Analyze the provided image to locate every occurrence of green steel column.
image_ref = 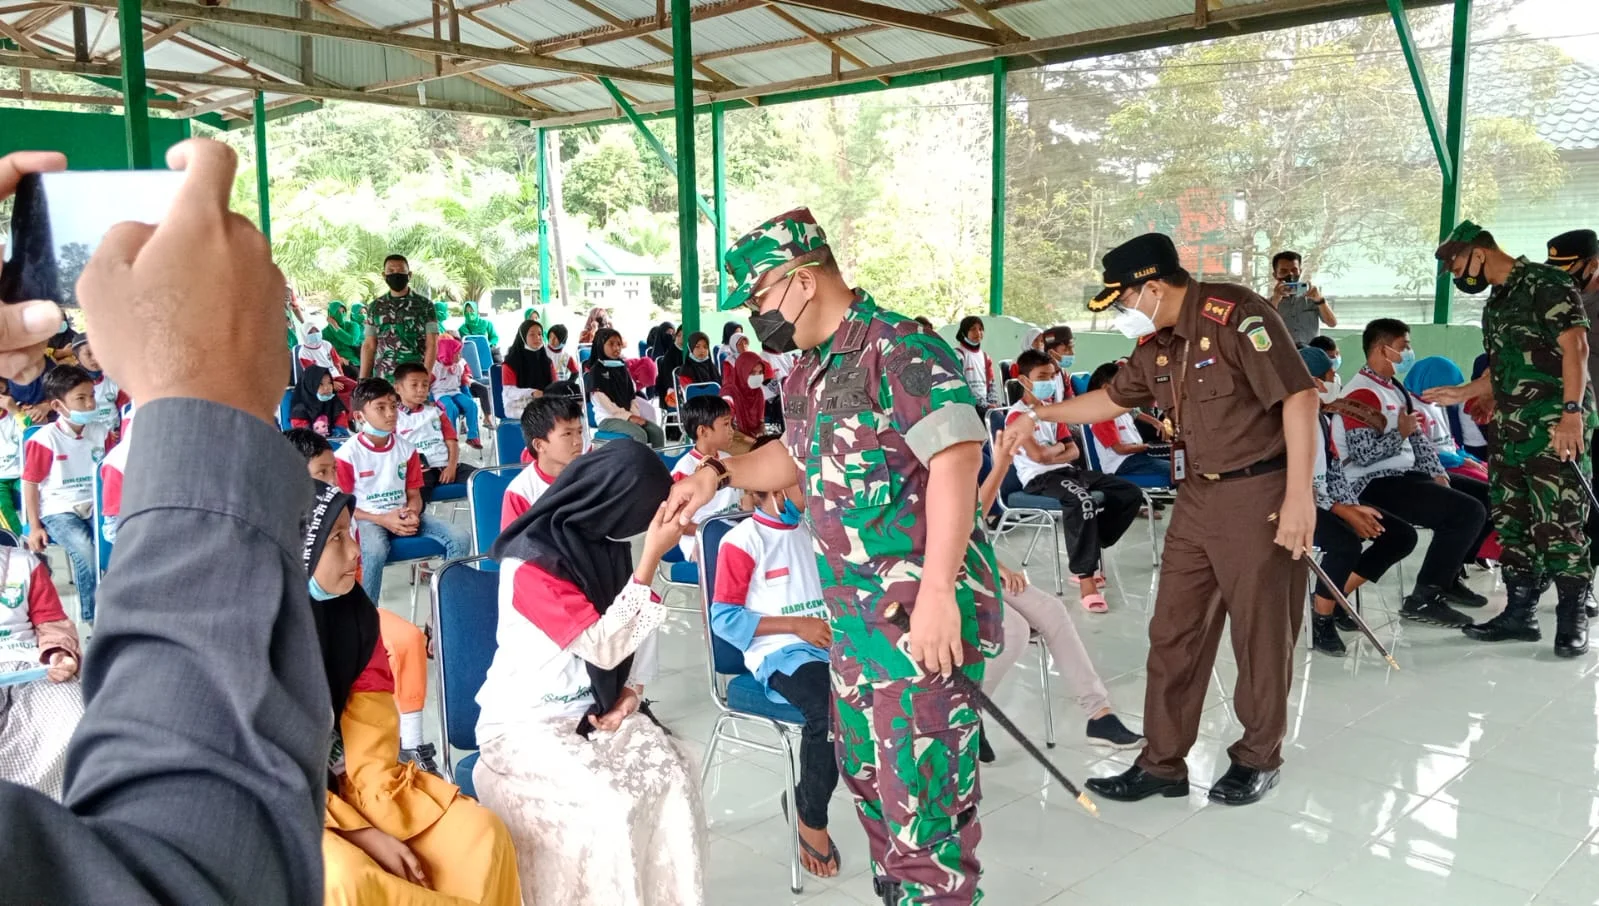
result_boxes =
[1435,0,1472,325]
[537,128,552,307]
[253,91,270,243]
[671,0,700,336]
[989,58,1007,317]
[712,102,728,312]
[117,0,151,168]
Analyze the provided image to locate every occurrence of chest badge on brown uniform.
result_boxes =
[1199,337,1211,351]
[1155,354,1169,367]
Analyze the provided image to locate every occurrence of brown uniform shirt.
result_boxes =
[1105,281,1314,475]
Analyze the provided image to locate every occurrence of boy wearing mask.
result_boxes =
[335,378,468,601]
[1006,350,1143,612]
[69,336,127,438]
[670,396,747,561]
[22,366,112,621]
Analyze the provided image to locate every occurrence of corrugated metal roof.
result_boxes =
[0,0,1416,127]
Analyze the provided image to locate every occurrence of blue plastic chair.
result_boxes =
[683,381,720,402]
[578,347,591,365]
[468,465,523,561]
[985,409,1064,593]
[581,371,631,445]
[387,534,447,622]
[1070,372,1090,396]
[429,555,498,799]
[496,421,526,467]
[695,513,806,895]
[460,338,487,379]
[277,388,293,431]
[488,366,508,422]
[92,468,113,579]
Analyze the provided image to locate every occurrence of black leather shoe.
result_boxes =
[1084,765,1189,802]
[1207,762,1280,806]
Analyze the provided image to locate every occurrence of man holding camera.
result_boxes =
[1270,250,1338,347]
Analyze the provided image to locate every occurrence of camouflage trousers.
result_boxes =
[1490,447,1593,580]
[834,668,984,905]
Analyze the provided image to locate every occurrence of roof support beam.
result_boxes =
[598,76,715,224]
[0,50,541,118]
[0,86,184,107]
[534,0,761,55]
[56,0,716,89]
[387,0,515,34]
[565,0,734,88]
[763,4,886,82]
[949,0,1027,42]
[771,0,1006,46]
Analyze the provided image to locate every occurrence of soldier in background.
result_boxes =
[1544,229,1599,616]
[1425,221,1596,657]
[665,208,1002,905]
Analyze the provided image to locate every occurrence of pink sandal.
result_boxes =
[1081,593,1109,613]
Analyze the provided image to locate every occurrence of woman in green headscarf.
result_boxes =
[323,301,363,369]
[434,300,452,334]
[461,302,500,347]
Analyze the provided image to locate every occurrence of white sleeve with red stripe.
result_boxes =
[713,541,756,606]
[22,437,52,484]
[26,559,66,625]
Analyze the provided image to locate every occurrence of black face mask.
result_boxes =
[749,277,811,354]
[384,273,410,293]
[1454,255,1488,295]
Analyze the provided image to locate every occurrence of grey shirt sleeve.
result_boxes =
[0,399,328,905]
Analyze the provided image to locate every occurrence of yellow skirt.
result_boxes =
[323,796,521,905]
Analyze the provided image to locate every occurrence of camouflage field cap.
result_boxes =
[1435,220,1489,262]
[721,207,829,311]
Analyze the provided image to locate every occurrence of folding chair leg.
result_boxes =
[778,730,803,895]
[1052,521,1065,596]
[1035,640,1056,748]
[700,714,728,792]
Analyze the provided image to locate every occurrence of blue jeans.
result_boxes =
[41,512,96,622]
[357,514,468,601]
[437,392,480,441]
[1114,452,1172,481]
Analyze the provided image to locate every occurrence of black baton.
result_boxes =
[882,602,1099,817]
[1568,460,1599,510]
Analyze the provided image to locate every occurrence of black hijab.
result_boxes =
[303,483,379,788]
[646,321,676,359]
[291,365,346,424]
[653,326,685,397]
[679,331,719,386]
[587,327,635,408]
[492,440,673,736]
[504,318,554,391]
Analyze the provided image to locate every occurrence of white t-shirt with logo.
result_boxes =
[91,375,125,434]
[22,420,111,518]
[670,448,744,560]
[396,402,456,469]
[501,463,556,529]
[334,434,423,515]
[711,513,827,677]
[1089,413,1143,474]
[0,548,67,658]
[0,413,22,481]
[1004,403,1073,488]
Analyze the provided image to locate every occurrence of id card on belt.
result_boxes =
[1170,440,1187,484]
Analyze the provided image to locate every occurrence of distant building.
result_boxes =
[575,240,672,310]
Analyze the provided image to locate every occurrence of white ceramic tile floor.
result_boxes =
[60,447,1593,906]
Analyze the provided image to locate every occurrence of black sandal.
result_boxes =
[781,792,841,877]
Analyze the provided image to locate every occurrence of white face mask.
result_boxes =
[1317,375,1342,405]
[1112,285,1160,339]
[746,373,764,389]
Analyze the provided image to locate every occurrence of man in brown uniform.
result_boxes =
[1009,233,1318,805]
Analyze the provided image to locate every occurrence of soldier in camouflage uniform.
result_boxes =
[360,254,438,382]
[1427,221,1597,657]
[1544,230,1599,611]
[666,208,1003,905]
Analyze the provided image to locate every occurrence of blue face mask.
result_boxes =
[1331,355,1343,372]
[316,391,336,402]
[365,426,392,439]
[1058,354,1075,370]
[549,343,563,353]
[777,497,804,526]
[308,576,340,601]
[1392,347,1416,377]
[1030,379,1057,403]
[602,359,625,368]
[84,370,103,381]
[65,408,97,426]
[690,352,709,363]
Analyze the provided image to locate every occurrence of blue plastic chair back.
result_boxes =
[466,336,493,375]
[578,347,592,365]
[998,358,1014,380]
[1070,372,1090,396]
[657,443,692,471]
[638,340,648,357]
[431,557,499,791]
[697,514,752,677]
[488,366,507,421]
[277,389,293,431]
[461,338,487,379]
[1081,424,1104,471]
[93,468,113,573]
[468,465,523,560]
[684,382,720,401]
[496,421,526,466]
[388,535,445,561]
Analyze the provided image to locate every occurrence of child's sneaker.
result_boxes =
[466,438,483,450]
[1086,714,1144,750]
